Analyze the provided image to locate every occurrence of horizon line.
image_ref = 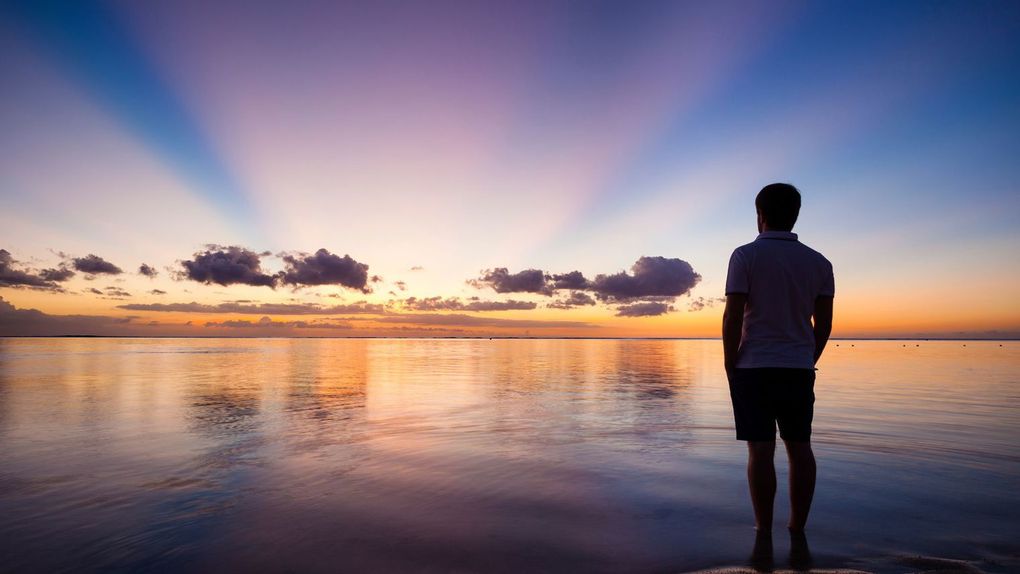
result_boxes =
[1,336,1016,342]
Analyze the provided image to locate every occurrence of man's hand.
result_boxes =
[723,293,747,374]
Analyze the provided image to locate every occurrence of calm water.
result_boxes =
[0,338,1017,573]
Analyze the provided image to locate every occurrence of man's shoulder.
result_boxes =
[796,241,832,267]
[730,241,758,256]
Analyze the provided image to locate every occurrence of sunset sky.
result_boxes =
[2,1,1018,338]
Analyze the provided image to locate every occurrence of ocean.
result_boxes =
[1,338,1017,573]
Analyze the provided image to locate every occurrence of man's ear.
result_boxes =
[756,210,765,233]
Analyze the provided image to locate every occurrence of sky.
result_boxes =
[1,0,1019,338]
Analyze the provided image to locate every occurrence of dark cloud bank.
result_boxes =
[0,296,132,336]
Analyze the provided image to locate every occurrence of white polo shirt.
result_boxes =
[725,231,834,369]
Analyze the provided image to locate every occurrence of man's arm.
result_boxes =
[722,293,747,372]
[813,295,833,365]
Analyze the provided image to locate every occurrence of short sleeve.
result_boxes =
[819,260,835,297]
[725,249,749,295]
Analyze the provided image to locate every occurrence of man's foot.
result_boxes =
[750,529,774,572]
[788,529,813,571]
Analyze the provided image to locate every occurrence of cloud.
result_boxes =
[401,296,537,312]
[279,248,370,292]
[469,268,551,295]
[410,266,424,271]
[0,249,69,289]
[548,271,590,290]
[179,245,278,287]
[72,254,123,275]
[204,316,353,330]
[85,288,103,295]
[394,281,407,291]
[104,286,131,298]
[468,257,701,316]
[615,301,674,317]
[547,291,597,309]
[374,313,595,329]
[591,257,701,302]
[117,301,386,315]
[149,289,167,295]
[0,296,133,336]
[138,263,158,277]
[39,267,75,282]
[688,296,725,312]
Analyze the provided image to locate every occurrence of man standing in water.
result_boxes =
[723,183,834,535]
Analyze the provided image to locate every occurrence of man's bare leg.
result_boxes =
[784,440,816,532]
[747,441,776,532]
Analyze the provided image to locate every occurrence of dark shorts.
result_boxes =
[728,367,815,442]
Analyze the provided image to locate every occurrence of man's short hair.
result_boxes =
[755,183,801,231]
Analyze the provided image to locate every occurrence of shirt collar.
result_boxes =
[756,230,798,241]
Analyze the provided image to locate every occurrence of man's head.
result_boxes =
[755,183,801,232]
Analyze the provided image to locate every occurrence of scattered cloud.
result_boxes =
[104,286,132,298]
[279,248,370,292]
[138,263,158,277]
[469,268,551,295]
[204,316,354,330]
[394,280,407,291]
[615,301,674,317]
[409,266,424,271]
[688,296,725,312]
[374,313,595,329]
[149,289,167,295]
[39,267,75,282]
[85,288,103,295]
[1,249,69,289]
[469,256,700,317]
[117,301,386,315]
[179,245,278,287]
[401,296,537,312]
[547,291,597,309]
[72,254,123,275]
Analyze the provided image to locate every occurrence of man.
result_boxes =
[723,183,834,534]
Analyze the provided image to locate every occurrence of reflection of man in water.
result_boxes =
[723,183,834,534]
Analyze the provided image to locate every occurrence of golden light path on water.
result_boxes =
[0,338,1017,572]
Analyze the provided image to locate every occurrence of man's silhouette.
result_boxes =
[723,183,834,534]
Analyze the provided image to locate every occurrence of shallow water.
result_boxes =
[0,338,1017,573]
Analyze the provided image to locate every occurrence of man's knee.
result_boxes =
[748,440,776,460]
[783,440,813,456]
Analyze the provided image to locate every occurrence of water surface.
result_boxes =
[1,338,1017,573]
